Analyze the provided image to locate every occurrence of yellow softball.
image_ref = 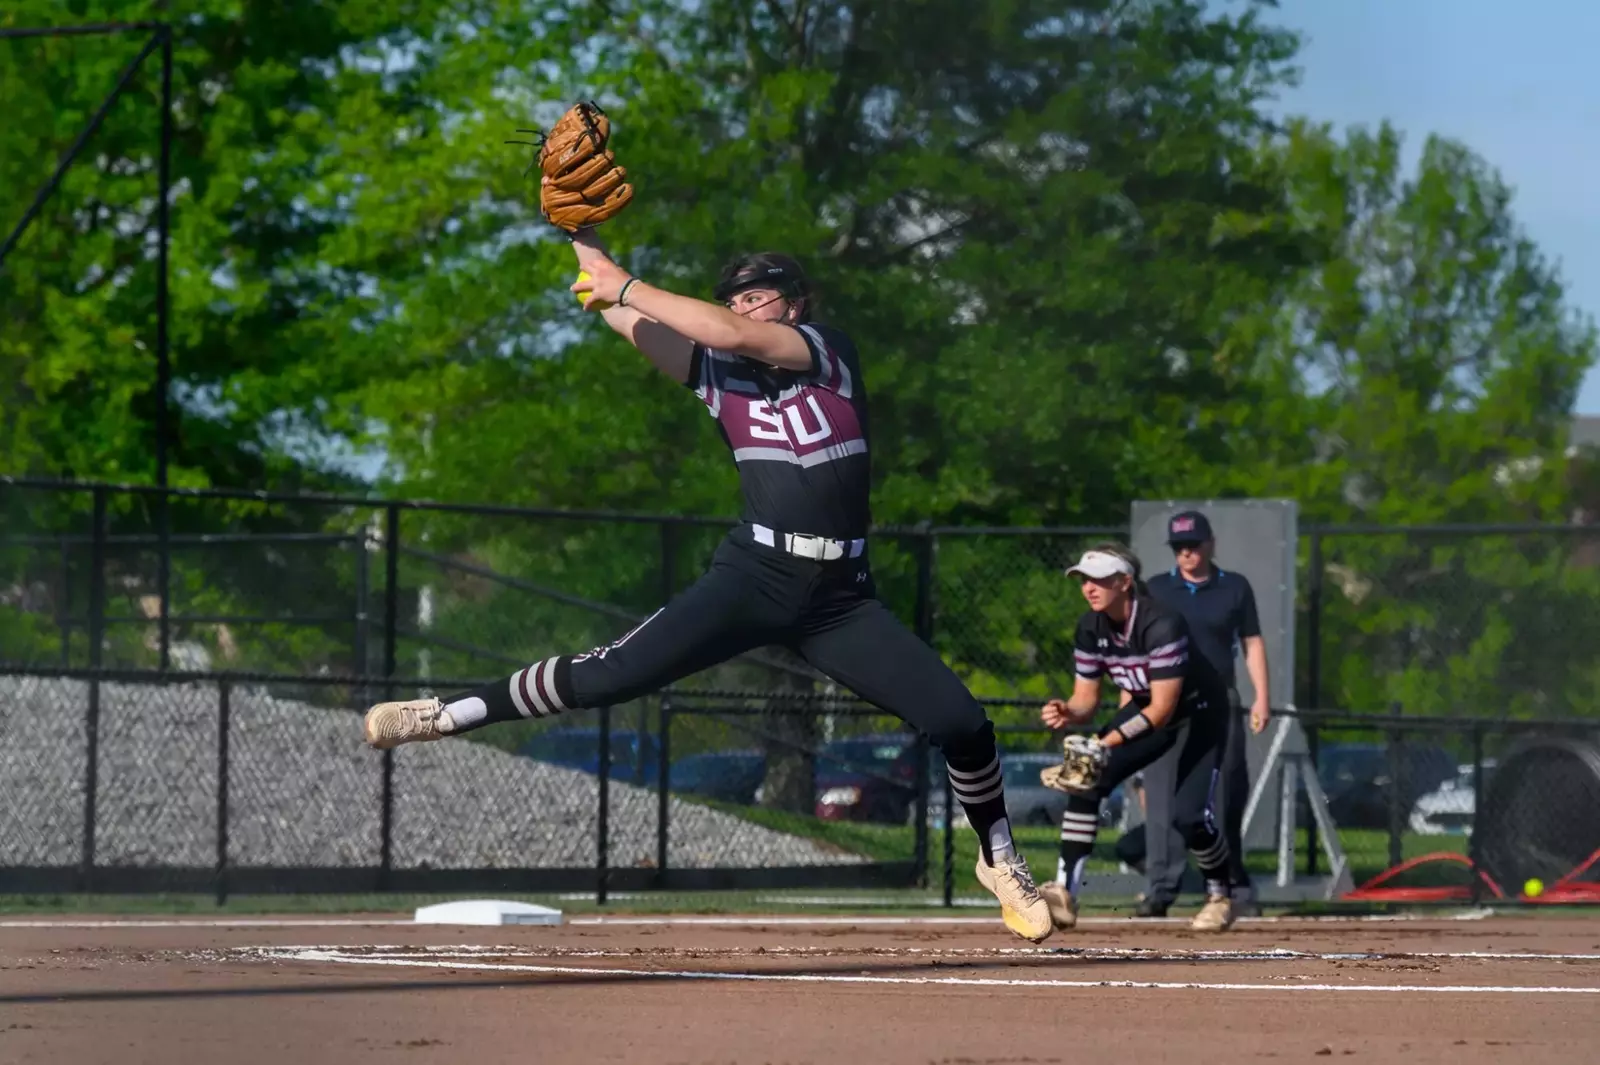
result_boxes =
[1524,878,1544,898]
[575,270,613,310]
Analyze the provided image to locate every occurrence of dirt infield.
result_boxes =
[3,912,1598,1064]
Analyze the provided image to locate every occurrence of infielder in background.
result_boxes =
[1037,543,1236,933]
[1140,511,1270,917]
[361,103,1054,944]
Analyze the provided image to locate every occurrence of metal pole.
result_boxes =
[597,702,612,905]
[215,679,231,907]
[659,521,678,604]
[0,31,163,270]
[1386,704,1404,872]
[656,697,672,884]
[81,487,108,890]
[942,772,955,908]
[379,505,400,889]
[1305,723,1320,877]
[354,534,370,695]
[912,529,934,886]
[153,28,174,668]
[1469,725,1485,906]
[58,534,72,665]
[1306,531,1323,709]
[155,25,172,491]
[156,490,171,671]
[0,22,167,40]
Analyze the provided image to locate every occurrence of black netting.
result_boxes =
[1477,737,1600,890]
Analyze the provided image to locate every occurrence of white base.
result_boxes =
[412,899,563,926]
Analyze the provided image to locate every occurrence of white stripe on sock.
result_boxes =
[947,756,1001,782]
[536,657,566,712]
[508,672,534,717]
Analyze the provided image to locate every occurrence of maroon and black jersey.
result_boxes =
[686,323,872,540]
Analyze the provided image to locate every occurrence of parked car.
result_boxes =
[1409,760,1498,836]
[1311,741,1457,829]
[814,733,922,823]
[999,752,1126,828]
[517,727,661,786]
[920,751,1125,830]
[670,749,767,805]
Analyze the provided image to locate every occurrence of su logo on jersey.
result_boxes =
[748,397,833,446]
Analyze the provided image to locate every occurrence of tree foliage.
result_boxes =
[3,1,1597,718]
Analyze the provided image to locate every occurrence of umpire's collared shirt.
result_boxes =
[1145,567,1261,693]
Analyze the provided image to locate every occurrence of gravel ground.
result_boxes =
[0,676,863,870]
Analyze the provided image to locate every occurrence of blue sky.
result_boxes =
[1265,0,1600,413]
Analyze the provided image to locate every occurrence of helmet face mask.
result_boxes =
[714,253,811,322]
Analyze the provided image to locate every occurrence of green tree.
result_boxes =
[1225,120,1598,717]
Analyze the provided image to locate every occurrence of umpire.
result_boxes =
[1137,510,1271,917]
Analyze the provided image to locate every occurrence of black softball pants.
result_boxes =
[438,525,1009,849]
[1056,701,1230,896]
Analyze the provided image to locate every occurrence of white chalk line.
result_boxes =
[210,945,1600,963]
[267,949,1600,995]
[0,919,417,929]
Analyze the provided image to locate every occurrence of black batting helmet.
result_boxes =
[713,252,812,321]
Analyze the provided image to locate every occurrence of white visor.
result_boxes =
[1065,550,1134,581]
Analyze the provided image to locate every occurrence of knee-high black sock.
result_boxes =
[1187,824,1232,899]
[436,655,574,734]
[943,725,1014,865]
[1058,793,1100,895]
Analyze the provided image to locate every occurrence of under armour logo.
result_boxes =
[855,572,867,583]
[1098,638,1108,648]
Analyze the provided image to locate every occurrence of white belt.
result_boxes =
[752,523,866,561]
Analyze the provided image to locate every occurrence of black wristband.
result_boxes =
[1115,712,1154,742]
[618,278,640,306]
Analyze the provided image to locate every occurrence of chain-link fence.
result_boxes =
[1303,527,1600,718]
[7,479,1600,907]
[0,671,926,902]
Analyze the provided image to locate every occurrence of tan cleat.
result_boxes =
[1039,881,1079,931]
[363,697,455,750]
[975,853,1054,944]
[1190,894,1234,933]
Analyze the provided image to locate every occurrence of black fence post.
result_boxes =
[1306,530,1323,711]
[912,527,935,887]
[353,533,370,696]
[1469,725,1485,906]
[942,772,955,907]
[215,679,232,907]
[57,534,72,665]
[660,522,678,604]
[1386,702,1404,872]
[597,702,612,905]
[81,486,108,891]
[656,696,672,885]
[154,23,173,498]
[157,487,171,671]
[379,504,400,890]
[1305,722,1320,877]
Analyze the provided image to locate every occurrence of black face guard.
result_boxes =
[714,258,811,322]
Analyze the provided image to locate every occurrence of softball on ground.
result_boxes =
[1524,877,1544,898]
[575,270,613,310]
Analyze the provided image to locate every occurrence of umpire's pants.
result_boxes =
[1142,689,1255,905]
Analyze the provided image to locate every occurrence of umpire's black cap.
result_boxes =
[1166,510,1214,545]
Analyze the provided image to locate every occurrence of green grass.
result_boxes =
[712,799,1474,887]
[0,810,1482,917]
